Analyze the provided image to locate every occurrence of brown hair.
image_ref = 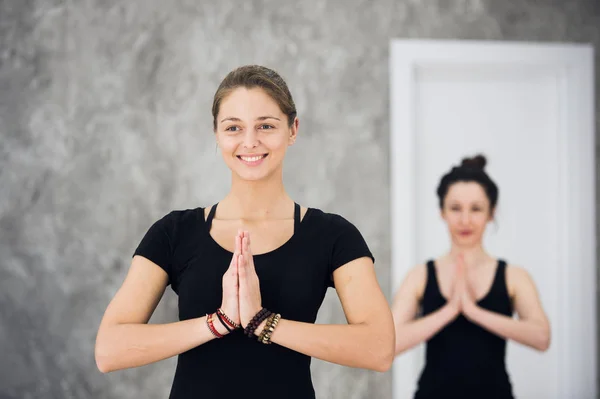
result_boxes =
[212,65,297,130]
[436,154,499,211]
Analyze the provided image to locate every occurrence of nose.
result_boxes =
[460,211,470,225]
[242,128,259,149]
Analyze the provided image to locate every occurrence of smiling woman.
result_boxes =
[94,65,395,399]
[213,78,297,182]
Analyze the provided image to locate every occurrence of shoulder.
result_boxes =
[505,264,532,280]
[409,263,428,280]
[306,208,361,234]
[393,263,428,301]
[158,207,203,224]
[308,209,369,246]
[145,207,205,237]
[505,263,536,297]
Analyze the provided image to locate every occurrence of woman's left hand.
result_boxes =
[237,231,263,328]
[456,254,477,315]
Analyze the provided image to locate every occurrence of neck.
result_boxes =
[448,244,489,268]
[222,169,290,220]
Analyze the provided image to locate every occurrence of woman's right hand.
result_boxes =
[220,231,242,329]
[447,259,463,317]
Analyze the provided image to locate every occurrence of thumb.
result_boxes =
[226,251,236,275]
[228,235,240,271]
[232,255,239,286]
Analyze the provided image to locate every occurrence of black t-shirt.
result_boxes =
[133,203,374,399]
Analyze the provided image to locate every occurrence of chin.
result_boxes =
[453,236,481,248]
[232,169,274,182]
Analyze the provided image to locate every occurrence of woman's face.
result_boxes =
[215,87,297,182]
[441,181,493,248]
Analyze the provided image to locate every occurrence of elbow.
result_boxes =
[95,338,117,373]
[95,347,113,374]
[96,359,112,374]
[394,343,408,357]
[369,334,395,372]
[366,351,393,373]
[95,352,111,374]
[536,331,551,352]
[372,352,394,372]
[527,325,550,352]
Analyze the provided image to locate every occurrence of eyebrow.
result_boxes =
[220,116,281,123]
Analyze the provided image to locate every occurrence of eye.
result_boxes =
[225,126,241,132]
[258,124,275,130]
[450,206,461,211]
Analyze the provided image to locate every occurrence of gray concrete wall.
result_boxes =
[0,1,598,398]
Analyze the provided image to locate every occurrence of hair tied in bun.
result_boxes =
[460,154,487,170]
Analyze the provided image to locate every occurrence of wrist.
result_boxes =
[463,301,478,320]
[217,308,241,331]
[242,306,264,328]
[212,314,231,336]
[442,303,459,319]
[243,308,271,338]
[256,313,282,344]
[205,313,226,339]
[253,318,268,337]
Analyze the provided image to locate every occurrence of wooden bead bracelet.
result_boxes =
[244,308,272,337]
[258,313,281,344]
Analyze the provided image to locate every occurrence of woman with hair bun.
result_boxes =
[391,154,550,399]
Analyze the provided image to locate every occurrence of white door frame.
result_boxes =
[389,39,595,399]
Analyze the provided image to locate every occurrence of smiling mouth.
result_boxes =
[237,154,267,161]
[236,154,268,165]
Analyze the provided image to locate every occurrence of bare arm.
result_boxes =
[463,266,550,351]
[94,256,224,373]
[391,265,459,355]
[253,257,395,372]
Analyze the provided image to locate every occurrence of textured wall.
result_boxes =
[0,1,598,398]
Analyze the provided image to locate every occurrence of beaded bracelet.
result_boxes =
[206,313,224,338]
[215,311,233,333]
[258,313,281,345]
[257,313,276,343]
[244,308,272,338]
[217,308,240,330]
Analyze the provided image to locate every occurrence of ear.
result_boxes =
[288,117,299,145]
[440,207,447,222]
[214,130,220,149]
[488,207,495,222]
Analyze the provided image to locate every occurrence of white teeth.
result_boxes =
[240,155,264,162]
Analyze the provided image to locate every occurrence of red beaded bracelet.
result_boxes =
[217,308,240,330]
[206,313,224,338]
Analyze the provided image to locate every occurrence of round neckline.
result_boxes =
[201,206,313,258]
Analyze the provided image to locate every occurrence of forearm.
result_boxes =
[465,304,550,351]
[263,319,394,372]
[395,304,457,355]
[95,316,220,372]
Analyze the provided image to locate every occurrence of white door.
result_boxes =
[390,40,595,399]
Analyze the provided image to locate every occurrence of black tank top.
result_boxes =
[133,203,374,399]
[414,259,514,399]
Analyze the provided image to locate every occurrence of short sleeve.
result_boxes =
[328,215,375,287]
[133,213,174,285]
